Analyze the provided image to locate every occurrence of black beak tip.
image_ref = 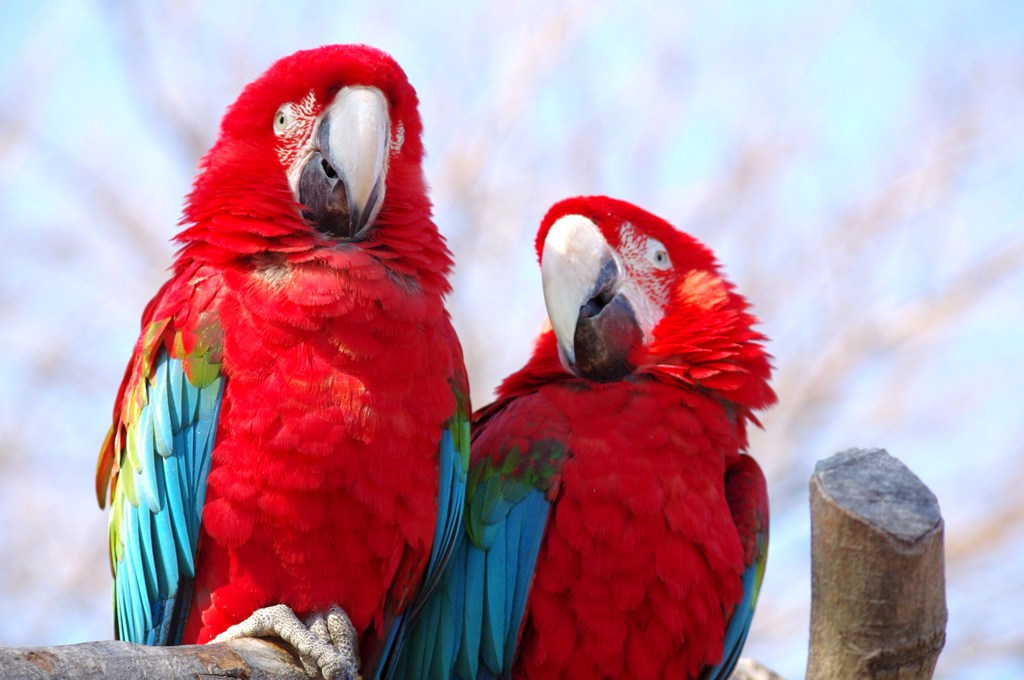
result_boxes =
[298,152,360,240]
[573,293,642,382]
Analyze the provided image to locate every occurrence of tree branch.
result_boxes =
[0,635,776,680]
[0,637,312,680]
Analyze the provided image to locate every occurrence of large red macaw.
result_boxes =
[385,196,775,679]
[95,45,469,680]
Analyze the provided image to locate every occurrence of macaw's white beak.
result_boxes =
[541,215,643,382]
[296,86,389,241]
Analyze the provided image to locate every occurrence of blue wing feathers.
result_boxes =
[432,589,457,679]
[115,566,130,640]
[457,543,484,679]
[171,429,195,554]
[113,350,223,645]
[401,612,427,679]
[168,579,193,648]
[190,377,221,548]
[418,591,442,677]
[136,406,160,514]
[122,503,149,638]
[500,502,523,669]
[383,471,550,680]
[505,491,548,670]
[151,358,174,458]
[502,503,521,623]
[441,436,467,563]
[159,453,194,577]
[196,378,220,421]
[147,599,167,646]
[135,503,159,605]
[151,469,179,592]
[115,577,127,639]
[480,520,507,672]
[460,488,551,679]
[180,361,197,426]
[427,430,456,574]
[166,359,183,432]
[512,495,547,619]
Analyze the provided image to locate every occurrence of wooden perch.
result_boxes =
[0,637,780,679]
[0,636,774,680]
[807,447,946,679]
[0,637,312,680]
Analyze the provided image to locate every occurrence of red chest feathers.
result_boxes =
[517,383,746,679]
[187,261,456,643]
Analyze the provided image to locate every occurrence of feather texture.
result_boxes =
[96,45,469,677]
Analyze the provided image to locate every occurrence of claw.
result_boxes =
[213,603,361,680]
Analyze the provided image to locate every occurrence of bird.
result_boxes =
[95,44,469,680]
[386,195,775,679]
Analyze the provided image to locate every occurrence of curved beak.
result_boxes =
[296,86,389,241]
[541,215,643,381]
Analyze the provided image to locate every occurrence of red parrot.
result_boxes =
[94,45,469,679]
[385,196,775,679]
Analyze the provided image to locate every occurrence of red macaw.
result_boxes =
[95,45,469,679]
[385,196,775,679]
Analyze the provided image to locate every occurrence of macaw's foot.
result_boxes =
[213,603,360,680]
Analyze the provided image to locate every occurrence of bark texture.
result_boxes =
[807,447,946,679]
[0,637,312,680]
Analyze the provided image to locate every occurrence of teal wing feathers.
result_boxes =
[383,471,551,680]
[458,485,550,679]
[382,407,564,680]
[100,316,225,646]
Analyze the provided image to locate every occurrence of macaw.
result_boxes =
[94,45,469,679]
[385,196,775,679]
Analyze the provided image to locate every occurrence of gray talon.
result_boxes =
[213,603,360,680]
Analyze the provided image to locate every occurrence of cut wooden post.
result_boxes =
[807,448,946,679]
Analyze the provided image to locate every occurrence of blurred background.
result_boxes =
[1,1,1022,677]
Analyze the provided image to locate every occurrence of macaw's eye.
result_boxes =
[273,104,296,135]
[648,239,671,269]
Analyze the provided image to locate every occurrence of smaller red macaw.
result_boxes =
[384,196,775,679]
